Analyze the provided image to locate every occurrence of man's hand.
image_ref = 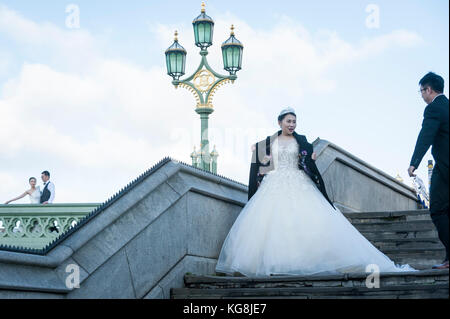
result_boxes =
[42,201,49,205]
[408,166,417,177]
[261,155,272,164]
[312,152,317,161]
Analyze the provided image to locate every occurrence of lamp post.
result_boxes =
[165,2,243,174]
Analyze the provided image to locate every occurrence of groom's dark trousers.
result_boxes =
[410,94,449,262]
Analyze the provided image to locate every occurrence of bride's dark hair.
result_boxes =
[278,112,296,122]
[29,177,36,182]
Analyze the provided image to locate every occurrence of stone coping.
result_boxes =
[313,138,418,201]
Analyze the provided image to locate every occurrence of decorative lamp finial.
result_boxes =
[210,144,219,157]
[174,30,179,41]
[201,2,206,13]
[190,146,197,158]
[230,25,235,36]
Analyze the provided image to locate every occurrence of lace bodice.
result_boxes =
[29,187,41,204]
[272,137,299,171]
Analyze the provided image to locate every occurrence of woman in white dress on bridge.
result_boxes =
[215,107,416,277]
[4,177,41,204]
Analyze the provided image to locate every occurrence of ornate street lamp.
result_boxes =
[165,2,244,174]
[165,31,187,82]
[193,2,214,50]
[222,25,243,75]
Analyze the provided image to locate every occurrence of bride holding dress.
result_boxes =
[4,177,41,204]
[215,107,416,277]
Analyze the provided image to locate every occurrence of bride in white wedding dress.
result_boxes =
[215,108,416,277]
[4,177,41,204]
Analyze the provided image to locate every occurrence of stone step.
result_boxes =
[347,211,445,269]
[351,220,435,232]
[172,269,449,299]
[184,269,448,288]
[360,229,438,240]
[372,237,444,250]
[347,216,432,224]
[384,249,447,270]
[172,284,449,299]
[381,247,445,255]
[344,210,431,224]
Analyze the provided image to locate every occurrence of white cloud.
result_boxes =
[154,13,422,103]
[0,5,425,203]
[0,51,12,76]
[356,29,424,57]
[0,4,101,73]
[0,62,196,167]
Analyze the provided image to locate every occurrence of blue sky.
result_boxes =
[0,0,448,203]
[2,1,448,68]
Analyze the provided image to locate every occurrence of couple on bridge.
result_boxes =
[215,72,449,277]
[4,171,55,205]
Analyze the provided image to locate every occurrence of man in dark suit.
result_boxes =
[408,72,449,269]
[40,170,55,205]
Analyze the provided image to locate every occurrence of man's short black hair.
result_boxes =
[419,72,444,93]
[41,171,50,178]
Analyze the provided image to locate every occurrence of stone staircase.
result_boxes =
[348,210,445,270]
[171,210,449,299]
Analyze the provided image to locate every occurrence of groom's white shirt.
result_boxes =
[44,181,55,203]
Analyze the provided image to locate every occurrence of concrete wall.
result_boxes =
[313,139,419,212]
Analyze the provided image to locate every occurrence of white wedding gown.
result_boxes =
[215,137,416,277]
[29,187,41,204]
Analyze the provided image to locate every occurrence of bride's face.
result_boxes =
[29,178,36,187]
[279,114,297,135]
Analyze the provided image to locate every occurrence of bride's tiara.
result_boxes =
[279,107,296,117]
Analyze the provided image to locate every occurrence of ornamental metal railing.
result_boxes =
[0,203,99,250]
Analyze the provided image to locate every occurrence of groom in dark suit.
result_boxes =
[40,170,55,205]
[408,72,449,269]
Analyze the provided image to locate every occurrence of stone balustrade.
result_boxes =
[313,139,420,212]
[0,204,100,250]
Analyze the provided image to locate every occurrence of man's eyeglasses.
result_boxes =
[419,87,428,93]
